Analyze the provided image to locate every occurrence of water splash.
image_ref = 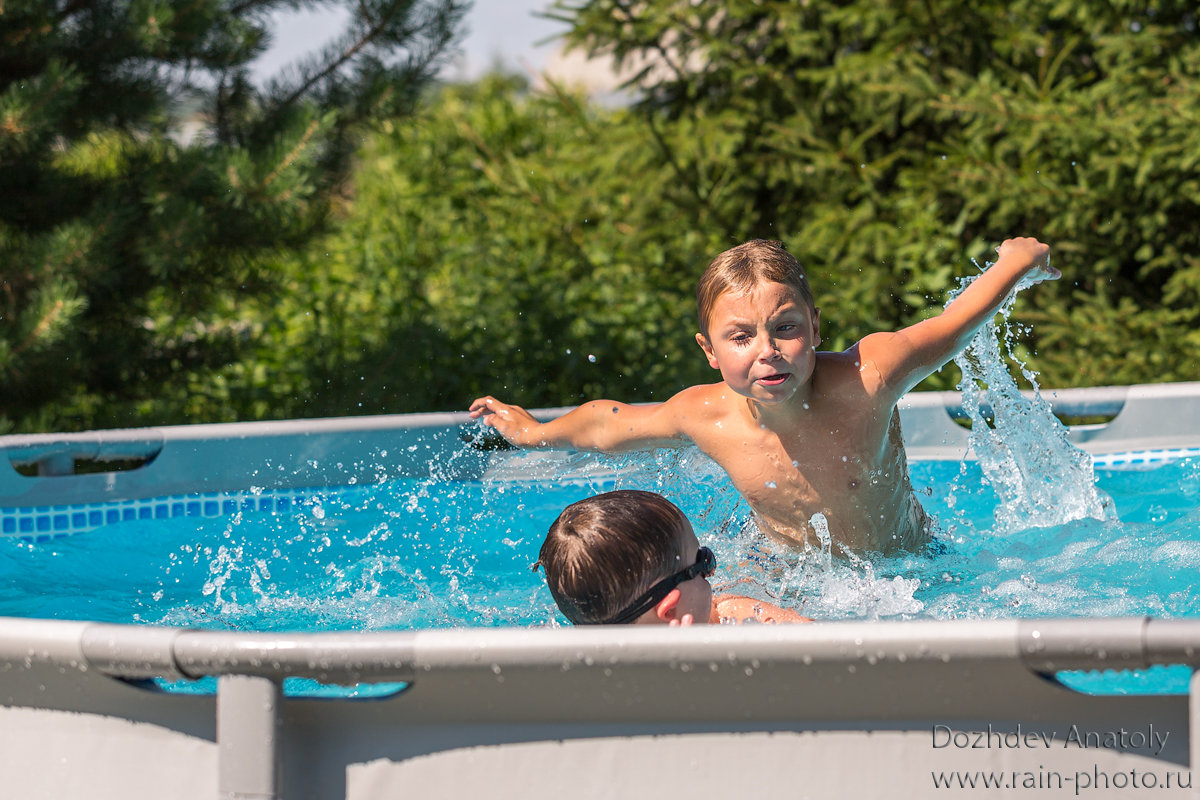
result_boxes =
[810,512,833,569]
[713,513,923,621]
[949,264,1116,535]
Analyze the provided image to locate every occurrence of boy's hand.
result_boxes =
[995,237,1059,286]
[859,234,1059,405]
[468,396,542,446]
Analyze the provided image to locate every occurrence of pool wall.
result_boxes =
[3,382,1200,798]
[2,619,1199,798]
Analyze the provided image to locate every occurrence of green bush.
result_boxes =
[0,0,466,432]
[8,1,1199,428]
[548,0,1200,389]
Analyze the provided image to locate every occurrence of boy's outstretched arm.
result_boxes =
[468,395,687,452]
[861,237,1058,400]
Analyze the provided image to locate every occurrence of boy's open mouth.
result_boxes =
[757,373,790,387]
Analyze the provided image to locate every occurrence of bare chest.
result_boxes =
[694,407,915,548]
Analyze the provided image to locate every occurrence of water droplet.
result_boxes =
[765,481,777,489]
[587,354,596,363]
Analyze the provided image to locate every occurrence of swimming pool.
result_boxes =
[1,426,1198,632]
[2,382,1200,798]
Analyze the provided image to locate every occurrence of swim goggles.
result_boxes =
[601,546,716,625]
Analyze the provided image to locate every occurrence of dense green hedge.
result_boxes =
[0,0,466,433]
[546,0,1200,389]
[255,0,1200,415]
[5,1,1199,429]
[217,75,720,417]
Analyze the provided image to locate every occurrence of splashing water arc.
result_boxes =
[949,261,1116,535]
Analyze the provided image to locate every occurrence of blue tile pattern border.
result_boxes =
[2,448,1196,541]
[0,486,342,542]
[1092,447,1200,468]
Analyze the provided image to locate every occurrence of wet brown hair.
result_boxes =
[537,490,689,625]
[696,239,815,336]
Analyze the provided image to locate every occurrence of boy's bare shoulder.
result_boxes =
[664,381,729,410]
[661,382,735,427]
[813,345,873,385]
[852,330,910,368]
[811,345,889,402]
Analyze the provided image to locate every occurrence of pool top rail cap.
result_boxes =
[4,615,1199,684]
[4,615,1199,726]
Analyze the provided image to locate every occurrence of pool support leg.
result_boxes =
[217,674,282,800]
[1191,670,1200,800]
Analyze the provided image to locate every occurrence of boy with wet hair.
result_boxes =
[539,489,808,625]
[475,237,1056,555]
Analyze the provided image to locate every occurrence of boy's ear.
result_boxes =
[695,333,720,370]
[812,307,822,349]
[654,588,685,623]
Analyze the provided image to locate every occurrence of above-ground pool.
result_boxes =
[4,304,1200,800]
[2,424,1199,636]
[3,381,1200,798]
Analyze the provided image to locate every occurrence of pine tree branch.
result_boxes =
[609,0,688,86]
[276,3,410,110]
[261,116,321,191]
[8,299,66,366]
[227,0,278,16]
[55,0,94,25]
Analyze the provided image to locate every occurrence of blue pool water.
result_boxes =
[2,444,1197,693]
[2,280,1198,695]
[1,448,1198,631]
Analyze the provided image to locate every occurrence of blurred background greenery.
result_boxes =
[3,0,1199,433]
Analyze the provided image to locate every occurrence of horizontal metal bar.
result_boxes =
[6,617,1200,684]
[0,409,473,450]
[7,383,1194,454]
[903,386,1132,420]
[172,631,418,683]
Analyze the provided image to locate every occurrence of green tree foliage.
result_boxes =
[9,1,1199,429]
[0,0,467,432]
[219,74,722,417]
[547,0,1200,389]
[240,0,1200,418]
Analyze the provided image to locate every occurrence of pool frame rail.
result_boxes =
[2,617,1200,798]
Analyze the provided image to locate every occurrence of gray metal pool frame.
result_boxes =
[3,381,1200,799]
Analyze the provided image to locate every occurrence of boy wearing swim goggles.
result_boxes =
[537,490,810,626]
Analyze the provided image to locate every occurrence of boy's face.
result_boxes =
[695,281,821,407]
[634,519,713,626]
[672,521,714,625]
